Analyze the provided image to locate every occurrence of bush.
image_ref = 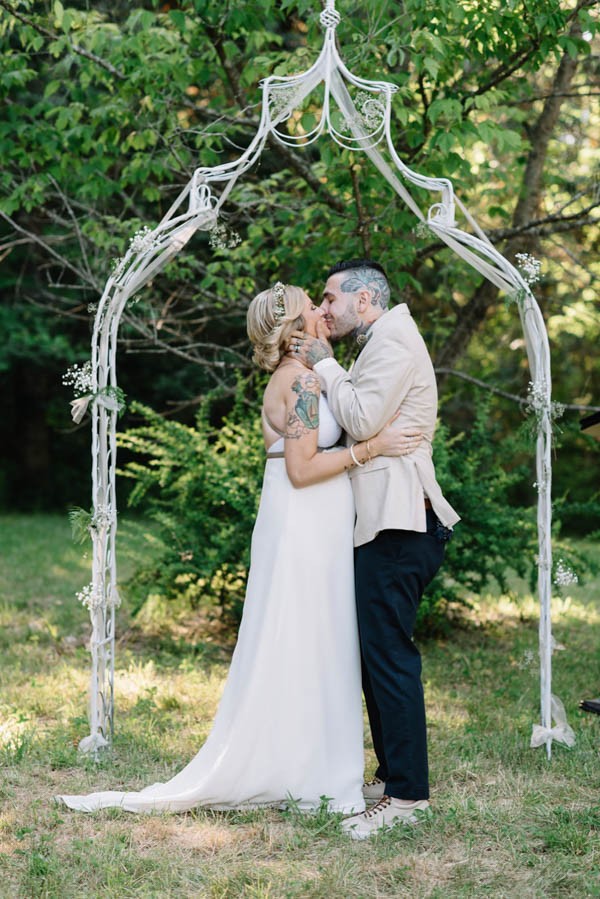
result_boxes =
[120,389,597,636]
[422,400,537,631]
[119,387,264,626]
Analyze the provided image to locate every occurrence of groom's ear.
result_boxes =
[357,289,371,312]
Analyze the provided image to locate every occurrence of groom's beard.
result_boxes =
[323,312,361,342]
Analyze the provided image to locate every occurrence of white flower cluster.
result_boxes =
[518,648,536,670]
[62,361,93,396]
[209,222,242,251]
[341,90,385,135]
[526,381,565,423]
[357,92,386,130]
[76,582,104,611]
[413,220,431,239]
[526,379,548,414]
[554,559,578,587]
[130,225,159,254]
[515,252,541,285]
[92,504,115,529]
[269,85,303,121]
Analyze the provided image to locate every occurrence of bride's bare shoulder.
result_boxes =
[269,363,318,395]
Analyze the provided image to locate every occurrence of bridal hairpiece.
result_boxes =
[272,281,286,322]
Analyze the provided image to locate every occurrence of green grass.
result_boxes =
[1,514,600,898]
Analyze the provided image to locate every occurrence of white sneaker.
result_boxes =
[362,776,385,801]
[341,796,430,840]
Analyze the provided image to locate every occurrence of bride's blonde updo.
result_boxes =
[247,284,306,372]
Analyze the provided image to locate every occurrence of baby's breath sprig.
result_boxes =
[525,380,565,423]
[412,220,431,239]
[554,559,579,588]
[209,222,242,250]
[515,252,541,286]
[76,582,103,611]
[69,504,116,544]
[339,90,386,135]
[63,361,93,397]
[130,225,159,254]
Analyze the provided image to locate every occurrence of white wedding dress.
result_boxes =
[59,396,365,814]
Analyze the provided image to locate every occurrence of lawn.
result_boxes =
[1,514,599,898]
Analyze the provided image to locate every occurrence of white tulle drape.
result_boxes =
[71,0,564,757]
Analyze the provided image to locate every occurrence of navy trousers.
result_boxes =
[354,509,446,800]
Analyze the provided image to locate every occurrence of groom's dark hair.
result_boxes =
[326,259,388,280]
[326,259,390,309]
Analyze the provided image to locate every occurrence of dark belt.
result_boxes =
[267,447,328,459]
[424,497,432,510]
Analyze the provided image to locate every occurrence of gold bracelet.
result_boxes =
[349,444,365,467]
[366,439,373,462]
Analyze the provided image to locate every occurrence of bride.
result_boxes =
[58,282,421,815]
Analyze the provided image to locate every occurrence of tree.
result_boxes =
[0,0,598,507]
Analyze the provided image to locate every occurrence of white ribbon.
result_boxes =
[70,396,92,424]
[70,392,122,424]
[78,732,110,753]
[530,694,575,749]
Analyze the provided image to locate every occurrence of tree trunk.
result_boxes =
[435,30,582,375]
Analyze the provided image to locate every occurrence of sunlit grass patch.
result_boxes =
[1,515,599,897]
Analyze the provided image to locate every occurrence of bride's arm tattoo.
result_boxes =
[285,373,320,439]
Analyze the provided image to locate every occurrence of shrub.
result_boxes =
[120,389,596,635]
[119,388,264,626]
[423,400,536,631]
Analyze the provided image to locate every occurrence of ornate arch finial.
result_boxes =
[320,1,341,30]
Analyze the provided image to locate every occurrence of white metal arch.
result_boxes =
[71,0,572,757]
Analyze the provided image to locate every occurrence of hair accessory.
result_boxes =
[272,282,286,322]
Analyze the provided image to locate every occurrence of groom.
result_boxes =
[293,259,459,839]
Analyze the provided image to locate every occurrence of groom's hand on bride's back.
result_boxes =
[286,327,333,369]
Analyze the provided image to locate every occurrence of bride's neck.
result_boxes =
[277,357,307,372]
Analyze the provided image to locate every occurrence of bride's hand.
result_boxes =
[370,419,423,457]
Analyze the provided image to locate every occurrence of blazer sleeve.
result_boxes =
[314,330,415,441]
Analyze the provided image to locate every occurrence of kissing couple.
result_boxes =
[59,258,459,840]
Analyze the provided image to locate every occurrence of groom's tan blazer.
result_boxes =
[314,303,460,547]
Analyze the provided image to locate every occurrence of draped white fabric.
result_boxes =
[77,0,564,756]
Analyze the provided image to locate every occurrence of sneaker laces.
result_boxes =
[363,776,384,787]
[363,795,392,818]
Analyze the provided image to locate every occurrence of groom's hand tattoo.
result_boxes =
[285,374,320,438]
[305,339,332,367]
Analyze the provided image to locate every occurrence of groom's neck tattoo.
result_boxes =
[340,268,390,309]
[285,373,320,439]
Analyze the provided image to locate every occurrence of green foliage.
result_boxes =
[68,506,92,544]
[119,386,265,622]
[424,400,600,630]
[0,0,597,518]
[421,399,538,629]
[119,389,596,635]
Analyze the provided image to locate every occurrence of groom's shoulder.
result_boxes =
[377,303,418,340]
